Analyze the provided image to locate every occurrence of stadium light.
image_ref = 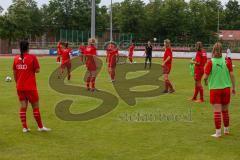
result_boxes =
[91,0,96,38]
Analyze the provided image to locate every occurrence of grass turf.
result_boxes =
[0,57,240,160]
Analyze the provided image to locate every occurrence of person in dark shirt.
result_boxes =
[144,41,153,69]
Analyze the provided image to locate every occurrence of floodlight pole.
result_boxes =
[110,0,113,42]
[91,0,96,38]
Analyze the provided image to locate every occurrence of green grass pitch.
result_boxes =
[0,57,240,160]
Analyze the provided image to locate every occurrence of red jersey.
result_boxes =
[57,42,72,64]
[163,48,173,66]
[205,59,233,75]
[13,53,40,91]
[107,45,118,67]
[59,48,72,64]
[129,45,135,56]
[194,50,207,74]
[85,45,97,70]
[79,46,86,55]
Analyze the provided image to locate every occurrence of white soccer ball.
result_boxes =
[153,38,157,42]
[5,76,12,82]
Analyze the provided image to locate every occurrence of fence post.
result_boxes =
[71,30,73,42]
[66,30,68,42]
[77,30,79,44]
[82,31,83,42]
[60,29,62,41]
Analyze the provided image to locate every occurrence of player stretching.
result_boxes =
[85,38,98,92]
[190,42,207,102]
[204,42,236,138]
[106,42,119,82]
[144,41,152,69]
[128,41,135,64]
[162,39,175,93]
[13,40,51,133]
[57,41,72,80]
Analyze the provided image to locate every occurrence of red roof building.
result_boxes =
[219,30,240,41]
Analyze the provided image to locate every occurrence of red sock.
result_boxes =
[19,107,28,129]
[222,110,229,127]
[166,80,173,90]
[214,112,221,129]
[67,74,71,80]
[111,70,115,80]
[33,108,43,128]
[199,86,204,100]
[91,77,96,89]
[193,86,199,99]
[86,76,91,88]
[129,57,133,63]
[164,80,169,91]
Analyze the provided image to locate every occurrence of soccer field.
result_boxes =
[0,57,240,160]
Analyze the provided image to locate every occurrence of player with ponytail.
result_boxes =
[162,39,175,93]
[204,42,236,138]
[57,41,72,80]
[106,42,119,82]
[128,41,135,64]
[190,42,207,102]
[13,40,51,133]
[85,38,98,92]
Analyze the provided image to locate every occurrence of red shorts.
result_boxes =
[61,61,71,69]
[194,72,203,81]
[210,87,231,105]
[87,65,97,71]
[194,67,204,81]
[163,65,171,74]
[108,62,116,68]
[17,90,39,103]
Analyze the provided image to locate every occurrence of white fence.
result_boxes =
[12,49,240,59]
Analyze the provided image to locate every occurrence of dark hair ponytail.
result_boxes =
[20,40,29,63]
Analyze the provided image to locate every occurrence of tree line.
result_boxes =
[0,0,240,45]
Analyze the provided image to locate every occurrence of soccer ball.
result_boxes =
[153,38,157,42]
[5,76,12,82]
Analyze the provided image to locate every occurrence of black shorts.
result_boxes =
[145,55,152,62]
